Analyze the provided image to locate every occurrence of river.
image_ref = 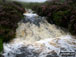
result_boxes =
[2,10,76,57]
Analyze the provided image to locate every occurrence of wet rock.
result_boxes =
[46,51,59,57]
[23,16,45,27]
[46,54,59,57]
[46,55,52,57]
[16,53,25,57]
[6,47,39,57]
[0,54,4,57]
[19,47,38,57]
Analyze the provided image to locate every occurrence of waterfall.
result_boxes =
[3,11,76,57]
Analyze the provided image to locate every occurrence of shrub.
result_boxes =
[32,2,76,35]
[0,2,24,52]
[0,39,3,52]
[53,10,70,28]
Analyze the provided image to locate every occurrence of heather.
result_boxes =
[0,2,24,52]
[32,2,76,35]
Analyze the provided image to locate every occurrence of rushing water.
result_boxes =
[3,11,76,57]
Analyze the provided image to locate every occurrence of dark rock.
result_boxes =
[46,55,52,57]
[5,47,39,57]
[0,54,4,57]
[16,53,25,57]
[46,54,59,57]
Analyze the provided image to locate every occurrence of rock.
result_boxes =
[46,55,52,57]
[46,51,59,57]
[0,54,4,57]
[16,54,25,57]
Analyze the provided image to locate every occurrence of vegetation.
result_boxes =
[19,2,43,9]
[32,1,76,35]
[0,2,24,52]
[0,39,3,52]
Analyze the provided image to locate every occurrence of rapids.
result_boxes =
[2,10,76,57]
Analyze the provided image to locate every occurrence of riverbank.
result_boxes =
[0,2,24,52]
[32,1,76,35]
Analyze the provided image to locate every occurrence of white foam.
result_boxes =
[3,12,76,57]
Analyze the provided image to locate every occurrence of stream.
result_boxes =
[2,10,76,57]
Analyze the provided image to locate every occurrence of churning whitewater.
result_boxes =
[3,10,76,57]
